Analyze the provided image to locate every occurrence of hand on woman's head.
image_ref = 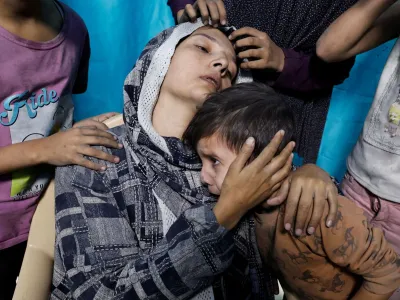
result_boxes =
[161,26,238,108]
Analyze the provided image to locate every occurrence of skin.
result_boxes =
[197,134,237,195]
[317,0,400,62]
[0,0,120,172]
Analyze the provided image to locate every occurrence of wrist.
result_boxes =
[29,137,49,165]
[275,46,285,72]
[213,201,245,230]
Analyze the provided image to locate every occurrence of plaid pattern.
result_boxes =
[51,22,275,300]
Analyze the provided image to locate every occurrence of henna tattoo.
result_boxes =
[362,219,367,228]
[293,270,346,294]
[293,270,320,283]
[320,273,345,293]
[333,227,356,258]
[282,249,314,265]
[313,233,323,253]
[330,209,344,235]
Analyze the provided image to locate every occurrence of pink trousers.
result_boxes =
[342,173,400,299]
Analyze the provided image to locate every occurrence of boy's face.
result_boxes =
[197,133,237,195]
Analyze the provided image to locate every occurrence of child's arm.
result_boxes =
[0,114,121,174]
[317,0,400,62]
[319,197,400,299]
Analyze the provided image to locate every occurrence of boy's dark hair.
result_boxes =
[183,82,295,160]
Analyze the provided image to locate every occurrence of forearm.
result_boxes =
[352,286,393,300]
[317,0,398,62]
[271,49,354,92]
[0,139,45,175]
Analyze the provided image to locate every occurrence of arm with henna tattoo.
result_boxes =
[320,196,400,298]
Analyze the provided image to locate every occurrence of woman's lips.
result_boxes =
[200,75,221,91]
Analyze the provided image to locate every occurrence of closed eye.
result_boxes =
[196,45,209,53]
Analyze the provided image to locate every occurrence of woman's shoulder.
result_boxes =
[55,125,130,194]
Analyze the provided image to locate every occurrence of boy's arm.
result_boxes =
[0,140,47,175]
[317,0,400,62]
[0,125,120,175]
[319,196,400,299]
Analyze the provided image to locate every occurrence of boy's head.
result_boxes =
[183,82,295,195]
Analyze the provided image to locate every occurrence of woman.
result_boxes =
[52,21,337,299]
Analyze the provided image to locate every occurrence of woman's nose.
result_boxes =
[213,56,229,76]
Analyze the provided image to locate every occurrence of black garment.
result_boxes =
[224,0,357,163]
[0,241,27,300]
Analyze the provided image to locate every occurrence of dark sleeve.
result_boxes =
[271,49,355,93]
[167,0,195,17]
[72,33,90,94]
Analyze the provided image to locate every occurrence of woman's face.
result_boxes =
[162,26,238,107]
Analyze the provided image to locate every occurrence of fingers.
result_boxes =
[76,128,121,149]
[94,112,119,123]
[326,187,338,228]
[81,135,121,149]
[197,0,210,25]
[250,130,285,171]
[215,0,227,25]
[206,0,220,27]
[79,145,120,164]
[228,137,255,174]
[74,119,109,131]
[306,186,325,235]
[74,155,106,171]
[79,127,117,140]
[283,178,301,232]
[267,178,290,206]
[237,48,264,60]
[229,27,264,40]
[235,37,263,49]
[264,154,293,199]
[185,4,198,22]
[240,60,268,70]
[293,186,314,236]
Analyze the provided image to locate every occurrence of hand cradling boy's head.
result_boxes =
[183,82,295,195]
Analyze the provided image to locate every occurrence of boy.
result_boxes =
[0,0,120,297]
[183,82,400,300]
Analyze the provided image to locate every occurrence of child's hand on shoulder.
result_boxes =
[38,112,123,171]
[264,164,338,236]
